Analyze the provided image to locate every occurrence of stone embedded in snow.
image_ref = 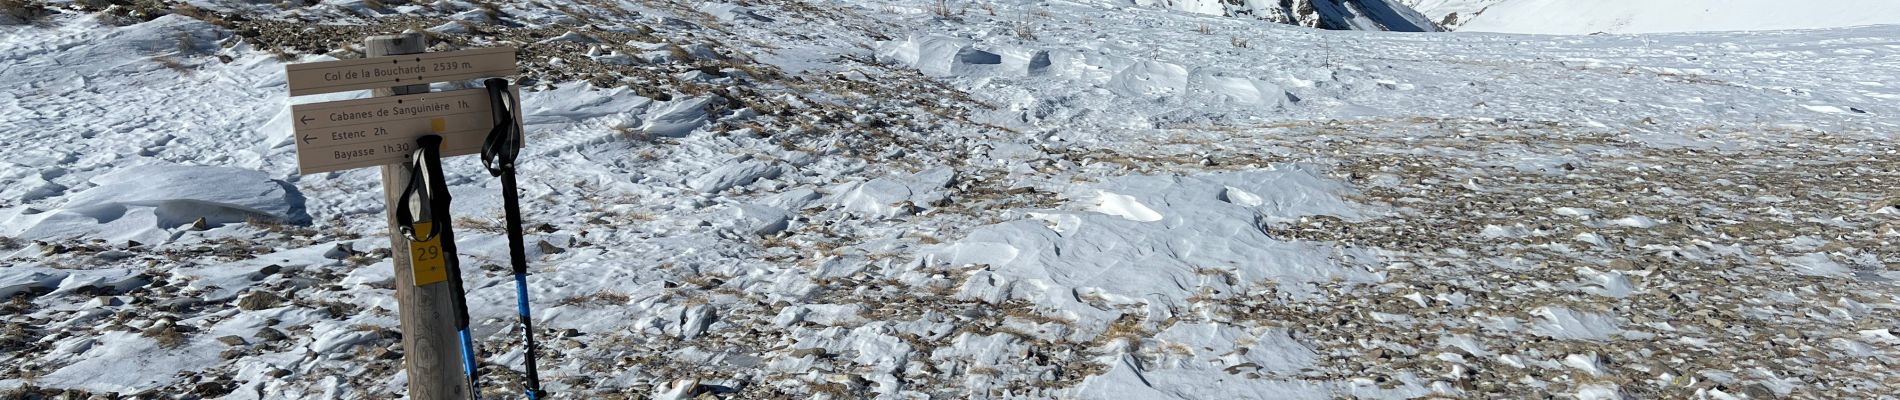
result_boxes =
[1574,232,1610,247]
[1091,190,1164,222]
[449,9,495,24]
[539,31,600,44]
[1563,353,1608,376]
[86,296,124,308]
[1218,186,1265,206]
[1480,224,1530,238]
[590,50,639,66]
[49,269,148,297]
[761,188,823,211]
[0,269,70,299]
[1782,253,1851,276]
[0,164,305,244]
[428,21,470,34]
[677,44,723,61]
[689,159,783,193]
[1577,268,1635,298]
[641,97,715,138]
[831,168,956,218]
[732,203,791,236]
[1573,384,1627,400]
[1529,306,1622,340]
[697,3,773,22]
[1606,215,1662,228]
[652,378,702,400]
[679,305,716,339]
[311,325,384,355]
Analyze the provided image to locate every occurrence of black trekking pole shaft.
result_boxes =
[500,169,544,398]
[483,77,544,399]
[418,135,483,399]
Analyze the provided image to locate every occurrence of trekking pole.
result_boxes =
[398,135,483,399]
[478,78,544,399]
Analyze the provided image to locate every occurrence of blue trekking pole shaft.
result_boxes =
[417,135,483,399]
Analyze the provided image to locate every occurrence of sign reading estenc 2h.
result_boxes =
[289,87,521,175]
[285,47,516,97]
[284,47,520,175]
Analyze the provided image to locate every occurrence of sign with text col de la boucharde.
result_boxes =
[284,47,521,175]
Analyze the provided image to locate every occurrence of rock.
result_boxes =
[154,297,199,313]
[537,240,565,255]
[689,159,782,193]
[219,348,243,360]
[652,378,703,400]
[237,291,284,310]
[734,204,791,236]
[191,217,210,231]
[266,368,291,378]
[538,30,600,44]
[255,327,288,342]
[86,296,123,307]
[560,328,582,338]
[323,243,357,260]
[1741,383,1776,399]
[216,335,246,346]
[372,347,402,360]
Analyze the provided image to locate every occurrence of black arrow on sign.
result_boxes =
[300,115,314,125]
[302,134,317,145]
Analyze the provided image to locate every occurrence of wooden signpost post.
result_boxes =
[285,32,520,399]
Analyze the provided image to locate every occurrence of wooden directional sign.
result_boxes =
[291,86,523,174]
[286,47,517,97]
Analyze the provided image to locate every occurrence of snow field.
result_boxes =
[0,0,1897,399]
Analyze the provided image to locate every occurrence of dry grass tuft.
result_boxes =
[930,0,961,19]
[454,216,506,233]
[1013,20,1036,40]
[557,290,633,307]
[153,55,192,74]
[1,0,42,25]
[143,326,189,349]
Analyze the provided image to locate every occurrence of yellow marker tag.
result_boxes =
[430,117,447,133]
[409,222,448,286]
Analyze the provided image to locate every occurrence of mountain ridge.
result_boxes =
[1129,0,1444,32]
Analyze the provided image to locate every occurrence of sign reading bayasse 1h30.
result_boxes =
[290,87,521,174]
[285,47,521,175]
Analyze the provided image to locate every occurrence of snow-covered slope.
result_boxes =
[1396,0,1506,29]
[3,0,1900,399]
[1426,0,1900,34]
[1127,0,1444,32]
